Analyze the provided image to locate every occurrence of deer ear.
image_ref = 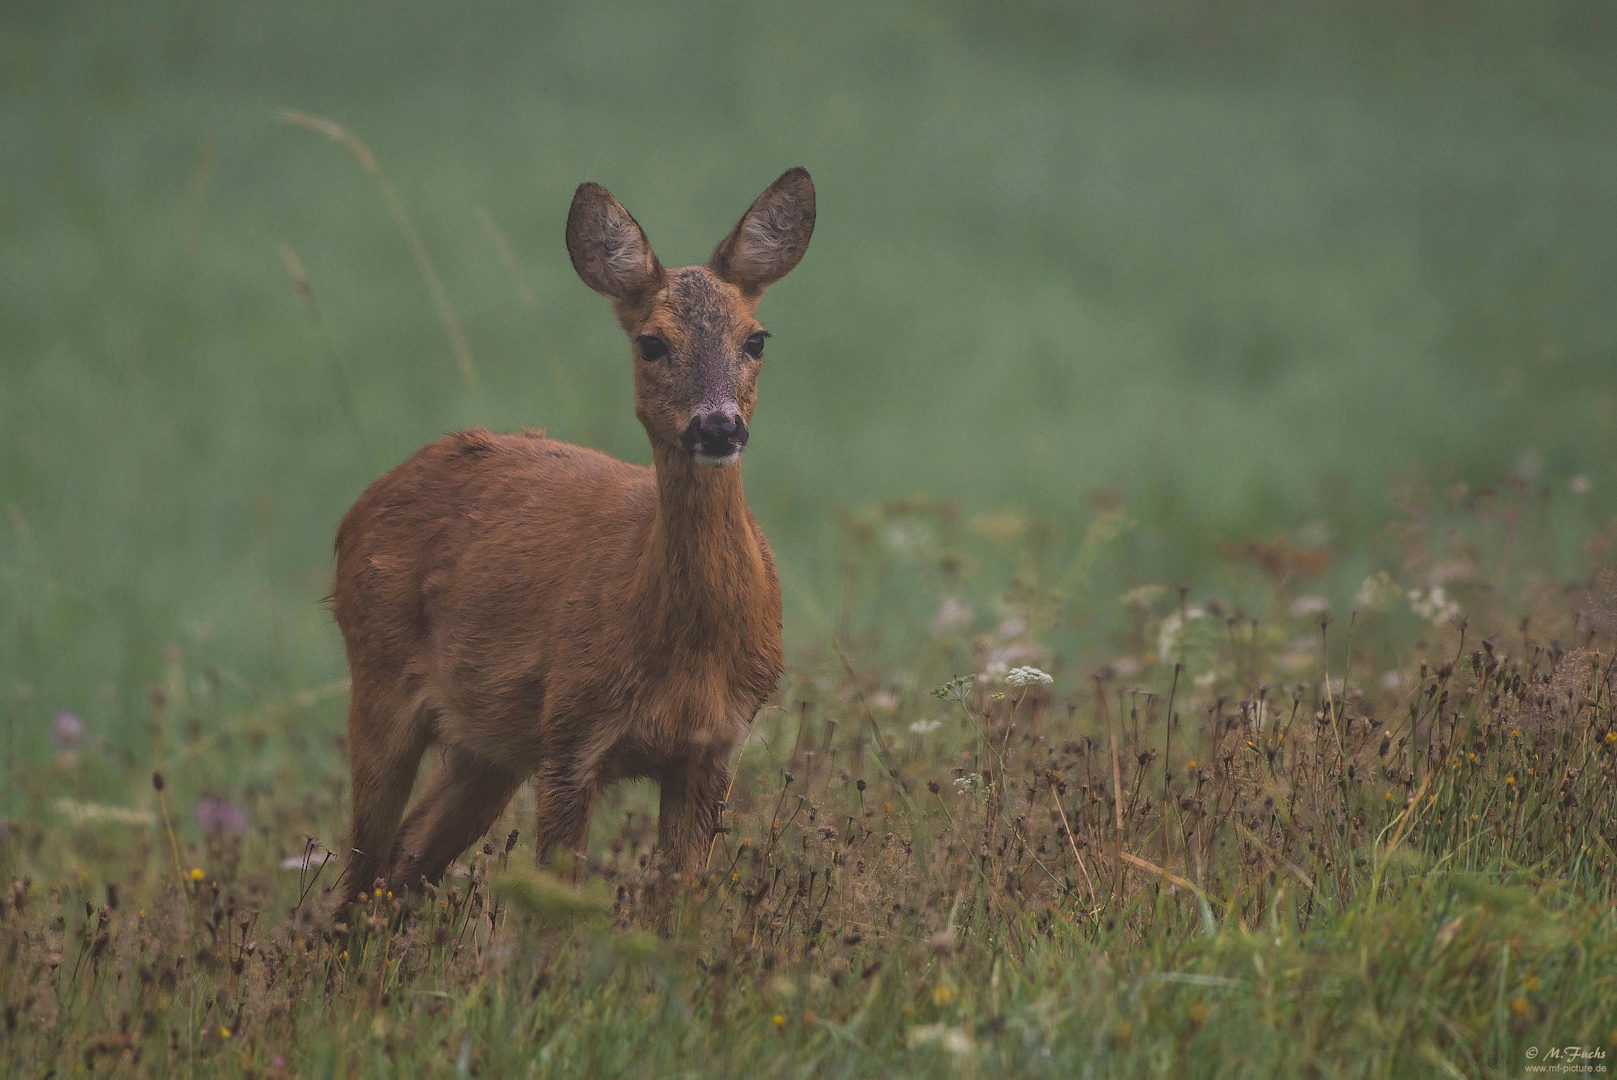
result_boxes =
[709,167,816,297]
[566,183,664,323]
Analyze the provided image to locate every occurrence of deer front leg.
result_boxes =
[532,759,596,881]
[657,754,731,877]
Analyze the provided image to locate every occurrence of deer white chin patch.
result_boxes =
[693,448,741,468]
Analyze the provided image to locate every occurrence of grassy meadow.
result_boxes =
[3,0,1617,1075]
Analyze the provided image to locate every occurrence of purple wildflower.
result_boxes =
[194,798,248,835]
[52,712,85,750]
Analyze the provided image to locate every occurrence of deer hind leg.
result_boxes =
[386,745,523,891]
[338,686,431,909]
[656,754,731,877]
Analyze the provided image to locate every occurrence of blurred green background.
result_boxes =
[3,0,1614,755]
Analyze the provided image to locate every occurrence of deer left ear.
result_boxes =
[709,167,816,298]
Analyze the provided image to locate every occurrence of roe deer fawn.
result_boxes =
[330,168,814,907]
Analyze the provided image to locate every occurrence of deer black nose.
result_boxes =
[683,411,749,459]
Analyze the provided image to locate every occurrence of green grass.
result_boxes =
[3,490,1616,1077]
[3,0,1616,749]
[3,1,1617,1074]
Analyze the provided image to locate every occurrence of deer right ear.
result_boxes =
[566,183,664,324]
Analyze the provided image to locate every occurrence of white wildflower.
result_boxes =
[1156,607,1206,660]
[906,1024,975,1055]
[1355,571,1399,612]
[1570,475,1591,496]
[1005,666,1053,688]
[953,773,983,796]
[994,616,1029,640]
[930,596,974,636]
[885,523,930,558]
[908,718,942,734]
[1408,586,1462,626]
[1289,595,1329,618]
[1193,670,1219,690]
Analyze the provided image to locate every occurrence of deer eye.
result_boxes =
[637,335,669,362]
[743,331,769,359]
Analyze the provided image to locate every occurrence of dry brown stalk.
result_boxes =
[274,108,476,388]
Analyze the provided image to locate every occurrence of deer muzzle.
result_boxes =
[682,409,748,466]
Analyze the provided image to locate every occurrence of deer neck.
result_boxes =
[638,442,771,642]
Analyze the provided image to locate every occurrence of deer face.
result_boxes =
[566,168,815,467]
[630,268,765,466]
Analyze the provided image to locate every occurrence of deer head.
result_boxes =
[565,168,816,467]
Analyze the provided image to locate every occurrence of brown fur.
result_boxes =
[331,170,814,907]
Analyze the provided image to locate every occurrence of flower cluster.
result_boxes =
[1004,666,1052,689]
